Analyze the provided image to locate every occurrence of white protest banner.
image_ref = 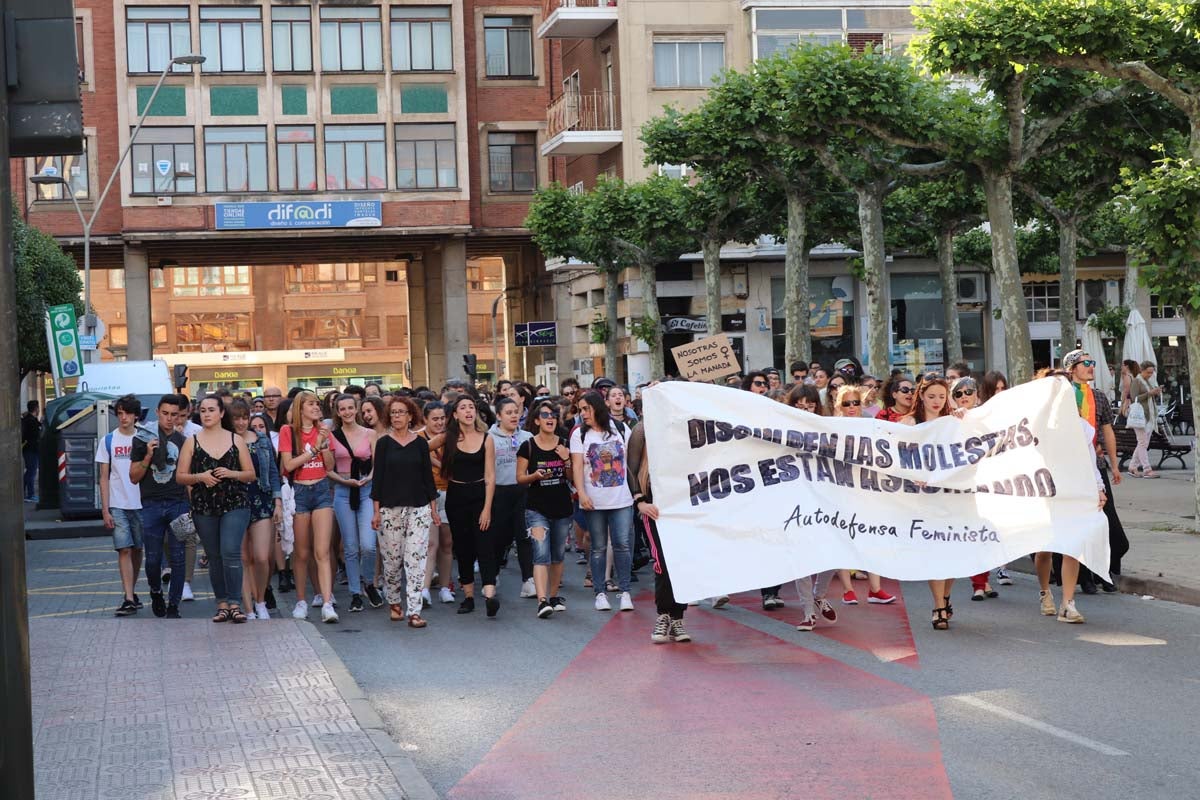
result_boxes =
[642,379,1109,603]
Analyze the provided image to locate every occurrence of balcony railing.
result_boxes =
[547,90,619,138]
[538,0,618,38]
[542,0,616,15]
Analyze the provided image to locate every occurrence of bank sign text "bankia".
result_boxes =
[215,201,383,230]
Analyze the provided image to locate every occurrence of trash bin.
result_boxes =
[37,391,112,513]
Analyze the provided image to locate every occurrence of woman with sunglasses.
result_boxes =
[877,373,915,422]
[489,396,535,603]
[518,399,574,618]
[830,385,896,606]
[948,378,1000,602]
[900,377,956,629]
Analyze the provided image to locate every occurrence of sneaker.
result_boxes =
[181,582,195,602]
[165,604,180,619]
[711,595,730,609]
[972,588,987,601]
[551,596,567,612]
[619,592,634,612]
[762,594,783,610]
[161,570,172,587]
[817,598,838,623]
[796,615,817,632]
[458,596,475,614]
[1100,580,1118,594]
[594,592,612,612]
[312,594,323,606]
[996,568,1014,586]
[485,595,500,617]
[264,586,277,610]
[867,590,895,604]
[150,591,166,618]
[366,585,384,608]
[246,610,258,620]
[421,589,432,608]
[133,593,143,609]
[669,619,691,643]
[438,586,455,604]
[651,614,671,643]
[114,599,138,617]
[321,602,339,624]
[576,554,588,565]
[520,578,537,598]
[842,591,859,605]
[292,600,309,619]
[1057,600,1085,624]
[537,599,554,619]
[350,594,364,613]
[1039,590,1056,616]
[254,601,270,620]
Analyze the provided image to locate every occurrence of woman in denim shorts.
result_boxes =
[517,398,574,619]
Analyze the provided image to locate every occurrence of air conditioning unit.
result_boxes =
[957,274,986,304]
[1077,280,1120,320]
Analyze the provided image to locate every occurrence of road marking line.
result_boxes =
[29,580,121,593]
[44,548,112,554]
[29,608,108,619]
[950,695,1130,756]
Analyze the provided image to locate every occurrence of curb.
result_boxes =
[295,620,441,800]
[1006,561,1200,608]
[25,522,108,540]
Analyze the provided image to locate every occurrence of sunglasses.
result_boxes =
[1078,359,1096,368]
[841,400,862,407]
[792,373,805,380]
[953,388,976,398]
[895,386,914,394]
[537,411,556,419]
[752,380,767,387]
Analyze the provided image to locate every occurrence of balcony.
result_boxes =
[541,90,622,156]
[538,0,618,39]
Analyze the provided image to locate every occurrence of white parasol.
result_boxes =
[1123,308,1156,368]
[1081,321,1113,396]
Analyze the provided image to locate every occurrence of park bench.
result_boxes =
[1113,425,1192,471]
[1169,403,1194,436]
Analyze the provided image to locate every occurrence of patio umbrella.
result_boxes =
[1123,308,1156,367]
[1082,322,1113,396]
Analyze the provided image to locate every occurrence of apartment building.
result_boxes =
[16,0,558,392]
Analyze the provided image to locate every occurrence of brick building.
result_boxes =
[15,0,560,393]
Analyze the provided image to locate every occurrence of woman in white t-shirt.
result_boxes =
[570,391,635,613]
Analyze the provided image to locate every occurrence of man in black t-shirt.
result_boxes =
[130,394,191,617]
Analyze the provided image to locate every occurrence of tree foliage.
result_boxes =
[13,210,84,377]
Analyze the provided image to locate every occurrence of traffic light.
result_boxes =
[172,364,189,390]
[6,0,85,156]
[463,354,478,380]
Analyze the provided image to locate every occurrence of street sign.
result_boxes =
[78,335,97,350]
[514,321,557,347]
[46,303,82,380]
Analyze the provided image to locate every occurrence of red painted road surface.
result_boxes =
[729,577,920,668]
[449,592,949,800]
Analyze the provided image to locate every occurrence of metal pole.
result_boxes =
[491,292,503,380]
[0,9,36,797]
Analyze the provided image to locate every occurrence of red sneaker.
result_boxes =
[868,589,896,604]
[817,598,838,623]
[796,615,816,632]
[842,590,858,605]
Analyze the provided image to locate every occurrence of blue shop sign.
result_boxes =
[215,200,383,230]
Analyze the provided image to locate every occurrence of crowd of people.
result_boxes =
[93,348,1131,642]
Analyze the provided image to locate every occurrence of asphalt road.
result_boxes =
[25,539,1200,799]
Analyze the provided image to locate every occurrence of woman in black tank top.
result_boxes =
[441,396,497,616]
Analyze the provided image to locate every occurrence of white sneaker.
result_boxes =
[439,587,455,604]
[292,600,308,619]
[421,588,432,607]
[321,602,339,624]
[312,594,323,606]
[711,595,730,609]
[619,591,634,612]
[245,610,257,620]
[520,578,537,598]
[255,602,270,620]
[181,582,194,602]
[594,592,612,611]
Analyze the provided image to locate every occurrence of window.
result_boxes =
[653,39,724,88]
[126,7,191,74]
[320,6,382,72]
[364,316,381,340]
[1024,283,1060,323]
[200,7,263,72]
[363,264,377,283]
[276,126,317,191]
[152,269,165,289]
[176,312,253,352]
[468,314,500,343]
[467,261,502,291]
[752,7,915,59]
[484,16,533,77]
[33,145,90,200]
[385,269,401,283]
[272,7,312,72]
[131,127,196,194]
[395,124,456,189]
[109,325,128,347]
[487,132,536,192]
[287,263,365,293]
[391,6,452,71]
[658,163,694,181]
[387,315,409,347]
[172,266,251,297]
[205,127,268,193]
[108,271,125,290]
[324,125,386,190]
[287,309,364,348]
[76,18,87,83]
[1150,294,1180,320]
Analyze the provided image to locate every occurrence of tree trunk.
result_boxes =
[603,268,620,380]
[981,169,1035,384]
[936,228,963,366]
[1123,262,1139,307]
[783,187,811,366]
[856,185,890,375]
[1058,218,1079,354]
[702,233,722,338]
[1185,308,1200,524]
[641,259,665,379]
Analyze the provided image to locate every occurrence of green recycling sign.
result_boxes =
[46,303,83,380]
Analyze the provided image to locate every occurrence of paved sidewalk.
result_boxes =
[30,617,438,800]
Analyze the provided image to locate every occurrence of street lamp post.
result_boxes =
[31,53,204,362]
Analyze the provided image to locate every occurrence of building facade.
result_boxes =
[16,0,560,393]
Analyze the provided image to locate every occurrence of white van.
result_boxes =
[75,360,173,396]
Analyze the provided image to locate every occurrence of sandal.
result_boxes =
[944,596,954,620]
[605,580,619,593]
[931,607,949,630]
[211,607,232,623]
[583,573,593,589]
[228,606,247,624]
[408,614,427,628]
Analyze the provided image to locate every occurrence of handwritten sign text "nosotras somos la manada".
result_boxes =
[670,333,742,382]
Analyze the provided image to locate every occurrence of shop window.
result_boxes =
[484,16,533,77]
[131,127,196,194]
[319,6,383,72]
[395,123,456,189]
[126,7,191,74]
[324,124,386,190]
[205,127,268,193]
[172,266,251,297]
[272,7,312,72]
[287,309,364,348]
[277,126,317,191]
[200,7,264,73]
[889,274,986,374]
[771,275,855,370]
[387,315,408,347]
[175,312,253,352]
[1024,282,1060,323]
[287,263,364,293]
[33,144,90,200]
[487,132,536,193]
[391,6,452,71]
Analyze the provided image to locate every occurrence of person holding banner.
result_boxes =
[745,372,787,609]
[899,376,958,629]
[788,386,838,632]
[877,373,915,423]
[949,377,1000,603]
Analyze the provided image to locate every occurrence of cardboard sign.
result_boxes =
[670,333,742,382]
